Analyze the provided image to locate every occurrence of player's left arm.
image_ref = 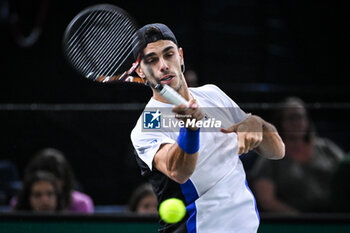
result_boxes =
[221,115,285,159]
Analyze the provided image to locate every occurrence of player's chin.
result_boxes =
[170,79,182,92]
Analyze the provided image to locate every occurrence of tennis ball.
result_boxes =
[159,198,186,223]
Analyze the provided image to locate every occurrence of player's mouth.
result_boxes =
[160,75,175,85]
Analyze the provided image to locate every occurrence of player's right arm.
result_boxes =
[153,143,199,184]
[153,99,203,184]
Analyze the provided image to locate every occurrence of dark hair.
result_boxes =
[128,183,156,212]
[24,148,75,209]
[133,23,178,60]
[14,171,62,211]
[139,27,174,59]
[144,27,163,44]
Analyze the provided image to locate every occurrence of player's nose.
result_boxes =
[159,58,169,72]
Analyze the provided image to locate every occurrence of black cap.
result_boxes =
[133,23,178,60]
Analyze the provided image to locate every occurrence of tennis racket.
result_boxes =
[63,4,189,107]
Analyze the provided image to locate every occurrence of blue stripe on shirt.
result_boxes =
[245,179,260,223]
[181,179,199,233]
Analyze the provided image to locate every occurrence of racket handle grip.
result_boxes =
[159,85,190,108]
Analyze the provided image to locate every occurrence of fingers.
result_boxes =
[220,124,238,134]
[190,100,204,120]
[188,99,198,109]
[172,104,189,113]
[172,99,196,114]
[191,109,203,121]
[237,133,246,154]
[172,99,203,121]
[222,124,263,154]
[221,116,264,154]
[251,134,263,148]
[237,132,263,154]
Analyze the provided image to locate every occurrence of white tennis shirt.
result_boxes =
[131,84,259,233]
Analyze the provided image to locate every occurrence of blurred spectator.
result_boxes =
[128,183,158,214]
[11,148,94,213]
[14,171,62,212]
[184,69,198,87]
[251,97,345,213]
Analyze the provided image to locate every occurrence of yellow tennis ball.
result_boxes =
[159,198,186,223]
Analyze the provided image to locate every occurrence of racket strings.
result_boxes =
[66,11,100,51]
[68,11,119,71]
[66,9,139,79]
[97,19,137,76]
[67,11,109,64]
[103,29,139,77]
[75,15,136,78]
[73,13,126,74]
[77,12,128,71]
[110,36,139,78]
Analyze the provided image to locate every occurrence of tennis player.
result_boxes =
[131,23,285,233]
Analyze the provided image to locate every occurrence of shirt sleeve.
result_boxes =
[206,84,251,124]
[131,122,175,170]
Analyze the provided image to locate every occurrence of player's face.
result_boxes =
[30,180,57,212]
[140,40,184,92]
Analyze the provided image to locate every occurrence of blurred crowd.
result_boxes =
[244,97,349,213]
[0,95,349,215]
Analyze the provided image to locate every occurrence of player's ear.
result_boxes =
[179,47,184,66]
[135,65,145,78]
[179,48,185,73]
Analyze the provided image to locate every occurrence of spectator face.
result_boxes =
[30,180,57,212]
[136,194,158,214]
[282,103,308,135]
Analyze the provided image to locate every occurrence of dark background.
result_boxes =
[0,0,348,205]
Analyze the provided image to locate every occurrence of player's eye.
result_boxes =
[165,52,174,58]
[145,58,156,64]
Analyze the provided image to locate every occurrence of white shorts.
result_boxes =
[186,160,260,233]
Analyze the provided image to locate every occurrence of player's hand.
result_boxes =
[220,115,264,154]
[172,99,203,131]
